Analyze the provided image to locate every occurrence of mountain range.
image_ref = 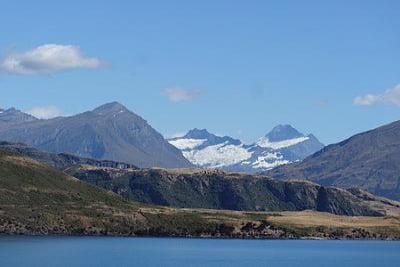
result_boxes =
[267,120,400,200]
[2,101,400,204]
[168,125,324,173]
[0,102,191,168]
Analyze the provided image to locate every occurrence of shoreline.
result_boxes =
[1,232,399,241]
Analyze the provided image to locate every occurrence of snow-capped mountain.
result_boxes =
[168,125,324,173]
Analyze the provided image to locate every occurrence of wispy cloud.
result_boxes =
[163,87,202,103]
[26,106,64,119]
[353,84,400,107]
[0,44,104,75]
[315,99,329,108]
[168,132,186,139]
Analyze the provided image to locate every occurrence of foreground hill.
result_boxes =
[267,120,400,200]
[1,148,400,239]
[168,125,323,173]
[0,102,191,168]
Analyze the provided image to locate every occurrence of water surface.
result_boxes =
[0,237,399,267]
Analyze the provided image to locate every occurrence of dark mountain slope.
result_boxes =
[0,141,137,170]
[0,102,191,168]
[68,166,398,216]
[267,120,400,200]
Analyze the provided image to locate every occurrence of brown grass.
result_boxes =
[267,210,400,228]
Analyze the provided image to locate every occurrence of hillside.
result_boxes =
[267,120,400,200]
[0,148,271,237]
[1,148,400,239]
[0,102,191,168]
[0,141,137,170]
[68,165,398,216]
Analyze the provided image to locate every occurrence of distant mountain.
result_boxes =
[168,125,324,173]
[0,102,192,168]
[267,120,400,200]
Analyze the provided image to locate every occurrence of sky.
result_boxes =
[0,0,399,144]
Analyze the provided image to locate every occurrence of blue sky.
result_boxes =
[0,0,399,144]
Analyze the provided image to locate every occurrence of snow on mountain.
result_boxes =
[168,125,324,173]
[182,142,252,168]
[169,138,207,150]
[247,151,290,169]
[256,136,310,149]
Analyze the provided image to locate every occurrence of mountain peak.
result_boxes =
[184,128,213,139]
[4,107,17,113]
[0,107,38,123]
[266,124,304,142]
[172,128,242,148]
[92,102,129,115]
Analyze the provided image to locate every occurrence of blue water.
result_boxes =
[0,237,399,267]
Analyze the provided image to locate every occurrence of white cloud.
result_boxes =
[353,94,380,106]
[26,106,64,119]
[164,87,202,103]
[354,84,400,107]
[383,85,400,106]
[0,44,104,75]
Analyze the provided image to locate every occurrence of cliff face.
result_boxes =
[69,166,396,216]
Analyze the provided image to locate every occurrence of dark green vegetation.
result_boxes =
[1,148,400,239]
[0,102,191,168]
[69,166,397,217]
[267,120,400,200]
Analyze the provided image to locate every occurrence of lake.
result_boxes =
[0,237,399,266]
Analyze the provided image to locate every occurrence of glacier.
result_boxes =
[168,125,324,173]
